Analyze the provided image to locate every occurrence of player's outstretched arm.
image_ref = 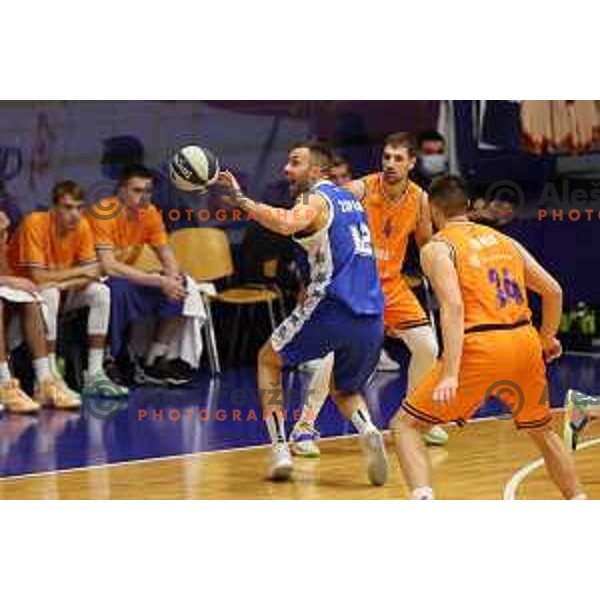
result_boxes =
[218,170,328,236]
[512,239,563,360]
[421,241,464,403]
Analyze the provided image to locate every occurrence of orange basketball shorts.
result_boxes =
[402,324,552,429]
[382,277,429,331]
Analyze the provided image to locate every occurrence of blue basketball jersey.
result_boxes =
[293,180,383,317]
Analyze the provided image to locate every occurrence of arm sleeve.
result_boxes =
[19,217,48,269]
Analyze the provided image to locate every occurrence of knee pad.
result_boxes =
[89,282,111,309]
[87,283,111,335]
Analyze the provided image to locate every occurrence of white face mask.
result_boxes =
[420,154,447,176]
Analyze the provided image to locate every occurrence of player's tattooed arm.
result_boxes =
[415,192,433,248]
[218,170,328,236]
[421,241,464,403]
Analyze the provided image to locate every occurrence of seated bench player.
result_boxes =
[0,210,80,412]
[85,164,191,386]
[9,180,127,398]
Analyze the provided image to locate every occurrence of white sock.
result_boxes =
[411,486,435,500]
[265,411,287,446]
[146,342,168,366]
[33,357,52,384]
[298,355,332,427]
[48,352,59,376]
[88,348,105,375]
[0,361,12,383]
[351,407,376,435]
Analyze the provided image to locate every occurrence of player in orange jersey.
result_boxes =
[86,165,190,387]
[290,133,446,457]
[0,210,79,413]
[391,175,584,500]
[10,180,127,400]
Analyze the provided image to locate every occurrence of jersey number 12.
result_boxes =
[350,223,373,257]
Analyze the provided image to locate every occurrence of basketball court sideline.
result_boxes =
[1,354,599,499]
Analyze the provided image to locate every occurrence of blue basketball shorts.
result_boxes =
[271,297,383,393]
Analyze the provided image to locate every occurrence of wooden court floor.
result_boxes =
[1,415,598,499]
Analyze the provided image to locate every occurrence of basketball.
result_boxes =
[169,145,220,193]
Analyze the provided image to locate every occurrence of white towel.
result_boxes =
[128,276,207,368]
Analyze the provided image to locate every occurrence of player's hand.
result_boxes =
[0,276,38,294]
[0,211,10,232]
[218,170,245,206]
[161,274,186,302]
[432,375,458,405]
[0,211,10,244]
[541,335,562,363]
[84,263,102,280]
[218,170,241,192]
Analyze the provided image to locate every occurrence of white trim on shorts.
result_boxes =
[271,187,335,353]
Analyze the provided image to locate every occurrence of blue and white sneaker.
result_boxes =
[290,423,321,458]
[564,389,596,451]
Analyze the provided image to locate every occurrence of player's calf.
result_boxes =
[390,409,435,499]
[258,341,293,481]
[527,424,585,500]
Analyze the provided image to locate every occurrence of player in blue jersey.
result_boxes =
[219,140,388,483]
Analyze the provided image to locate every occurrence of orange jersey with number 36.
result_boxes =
[432,222,532,331]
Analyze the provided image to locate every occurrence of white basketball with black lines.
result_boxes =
[169,145,220,193]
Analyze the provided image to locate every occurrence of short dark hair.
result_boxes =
[51,180,85,205]
[417,130,446,148]
[428,175,470,217]
[331,154,352,170]
[289,139,333,170]
[118,164,154,187]
[383,132,418,157]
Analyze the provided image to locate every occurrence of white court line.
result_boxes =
[0,432,350,482]
[503,436,600,500]
[564,351,600,359]
[0,409,565,485]
[0,412,519,483]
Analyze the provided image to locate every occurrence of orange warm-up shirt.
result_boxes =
[85,199,168,265]
[8,211,97,276]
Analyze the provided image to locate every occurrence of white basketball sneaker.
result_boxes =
[423,425,448,446]
[268,443,293,481]
[360,429,389,486]
[290,422,321,458]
